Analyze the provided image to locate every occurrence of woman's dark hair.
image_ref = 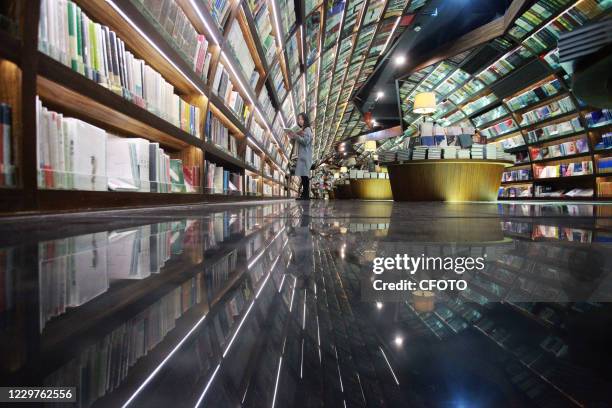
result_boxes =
[298,112,311,129]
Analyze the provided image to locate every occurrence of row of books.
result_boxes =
[533,160,593,178]
[519,96,575,127]
[42,213,280,407]
[522,0,611,54]
[245,174,259,194]
[480,118,518,139]
[525,117,583,144]
[500,134,526,150]
[476,46,533,85]
[203,0,232,30]
[204,160,242,194]
[138,0,212,77]
[38,0,202,138]
[473,105,509,128]
[594,132,612,150]
[598,180,612,197]
[584,109,612,128]
[419,123,476,147]
[535,186,594,197]
[204,112,239,158]
[211,64,250,124]
[499,185,533,198]
[508,0,573,40]
[37,99,198,192]
[226,20,259,89]
[502,169,532,182]
[0,103,13,186]
[529,137,589,161]
[506,79,563,112]
[39,221,182,329]
[597,157,612,174]
[245,145,261,170]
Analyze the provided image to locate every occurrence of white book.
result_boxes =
[73,120,107,191]
[107,135,139,191]
[129,138,151,192]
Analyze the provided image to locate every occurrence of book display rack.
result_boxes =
[389,0,611,200]
[0,0,309,214]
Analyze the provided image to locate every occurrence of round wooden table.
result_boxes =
[388,159,513,201]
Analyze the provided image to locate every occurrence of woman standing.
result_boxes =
[289,113,313,200]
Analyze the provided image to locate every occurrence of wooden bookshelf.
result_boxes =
[0,0,299,215]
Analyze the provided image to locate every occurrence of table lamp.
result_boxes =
[413,92,437,114]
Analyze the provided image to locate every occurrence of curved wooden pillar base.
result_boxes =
[349,179,393,200]
[388,160,512,202]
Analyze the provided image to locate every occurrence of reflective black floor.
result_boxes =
[1,199,612,407]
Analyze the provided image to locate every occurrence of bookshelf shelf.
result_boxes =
[0,0,302,214]
[527,131,587,146]
[501,180,533,185]
[37,57,202,151]
[533,174,594,183]
[530,152,592,165]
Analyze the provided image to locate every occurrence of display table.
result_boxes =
[335,184,354,199]
[388,159,513,202]
[349,179,393,200]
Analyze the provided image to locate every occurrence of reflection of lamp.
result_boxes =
[413,92,437,114]
[364,140,377,152]
[412,290,435,312]
[340,166,348,173]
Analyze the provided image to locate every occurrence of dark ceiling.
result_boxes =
[354,0,515,129]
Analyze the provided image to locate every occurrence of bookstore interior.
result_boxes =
[1,0,612,407]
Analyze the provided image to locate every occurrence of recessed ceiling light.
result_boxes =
[394,55,406,65]
[376,91,384,100]
[394,336,404,346]
[376,302,383,309]
[414,23,422,32]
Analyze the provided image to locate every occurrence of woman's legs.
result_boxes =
[300,176,310,199]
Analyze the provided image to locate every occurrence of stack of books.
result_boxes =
[443,146,457,159]
[396,149,412,161]
[457,149,471,159]
[413,146,428,160]
[471,144,485,159]
[380,151,396,162]
[428,147,441,159]
[485,144,498,159]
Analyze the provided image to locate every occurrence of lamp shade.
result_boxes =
[364,140,377,152]
[413,92,437,114]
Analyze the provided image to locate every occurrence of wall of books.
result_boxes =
[389,0,612,200]
[0,0,310,213]
[310,0,423,161]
